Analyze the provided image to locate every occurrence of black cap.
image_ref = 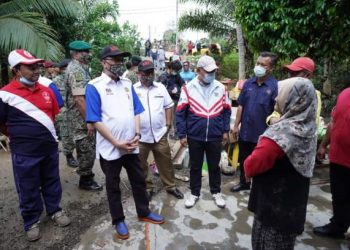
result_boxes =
[100,45,131,60]
[171,60,182,71]
[57,59,71,68]
[138,60,154,72]
[131,55,142,66]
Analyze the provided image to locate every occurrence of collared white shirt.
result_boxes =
[134,81,174,143]
[85,73,144,160]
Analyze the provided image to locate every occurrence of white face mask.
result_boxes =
[254,65,267,78]
[19,76,35,86]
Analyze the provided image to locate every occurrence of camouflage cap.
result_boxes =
[69,40,92,51]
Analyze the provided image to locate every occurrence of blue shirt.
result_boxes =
[180,70,196,83]
[237,75,278,143]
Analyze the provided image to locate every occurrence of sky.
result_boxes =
[116,0,208,42]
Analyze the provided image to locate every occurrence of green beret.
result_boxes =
[69,40,92,51]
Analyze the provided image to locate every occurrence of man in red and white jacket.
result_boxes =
[176,55,231,209]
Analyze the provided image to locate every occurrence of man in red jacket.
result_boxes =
[313,87,350,239]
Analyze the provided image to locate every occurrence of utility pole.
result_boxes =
[175,0,178,54]
[149,25,151,40]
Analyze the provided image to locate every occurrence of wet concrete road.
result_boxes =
[74,168,350,250]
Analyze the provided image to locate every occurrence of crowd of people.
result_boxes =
[0,39,349,250]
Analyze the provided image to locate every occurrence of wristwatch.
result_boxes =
[135,132,141,139]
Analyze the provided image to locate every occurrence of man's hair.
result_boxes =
[260,51,278,67]
[125,61,132,70]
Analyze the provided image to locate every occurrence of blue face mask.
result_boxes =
[19,76,35,86]
[254,65,267,78]
[203,73,215,85]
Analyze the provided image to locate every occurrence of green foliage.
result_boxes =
[0,0,79,60]
[234,0,350,61]
[49,0,142,77]
[163,29,177,44]
[220,51,239,80]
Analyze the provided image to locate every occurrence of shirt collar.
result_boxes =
[135,81,157,89]
[11,79,41,92]
[101,72,119,85]
[252,75,276,86]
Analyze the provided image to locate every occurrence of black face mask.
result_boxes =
[140,75,155,86]
[107,62,125,77]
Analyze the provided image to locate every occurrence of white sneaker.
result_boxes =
[185,194,199,208]
[213,193,225,208]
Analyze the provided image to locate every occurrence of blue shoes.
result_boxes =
[138,212,165,224]
[115,221,129,240]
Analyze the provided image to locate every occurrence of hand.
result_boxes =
[129,134,140,146]
[222,133,229,146]
[245,176,252,183]
[269,117,280,125]
[115,141,137,153]
[232,127,239,141]
[87,123,95,136]
[180,138,188,147]
[317,145,328,161]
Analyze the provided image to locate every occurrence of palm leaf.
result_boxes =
[0,0,79,17]
[0,12,63,60]
[179,10,234,36]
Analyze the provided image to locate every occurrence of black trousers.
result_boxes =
[329,163,350,231]
[100,154,150,225]
[238,141,257,185]
[187,138,222,197]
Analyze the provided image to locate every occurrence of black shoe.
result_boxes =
[230,183,250,192]
[167,188,184,199]
[79,176,103,191]
[147,191,154,201]
[66,154,78,168]
[313,223,345,239]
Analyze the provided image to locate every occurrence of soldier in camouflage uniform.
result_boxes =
[65,40,102,191]
[124,55,142,84]
[54,59,78,168]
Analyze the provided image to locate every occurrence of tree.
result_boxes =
[234,1,350,62]
[49,0,142,77]
[0,0,79,59]
[0,0,79,85]
[178,0,249,79]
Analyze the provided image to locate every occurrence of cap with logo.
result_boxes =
[68,40,92,51]
[100,45,131,59]
[283,57,315,73]
[197,55,218,72]
[8,49,44,68]
[138,60,154,72]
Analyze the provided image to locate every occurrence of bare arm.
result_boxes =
[165,107,173,131]
[73,95,86,119]
[232,105,242,140]
[317,122,332,161]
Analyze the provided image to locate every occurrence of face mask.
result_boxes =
[141,75,154,86]
[19,76,35,86]
[203,73,215,85]
[254,65,267,78]
[80,54,92,64]
[171,71,178,76]
[109,63,125,77]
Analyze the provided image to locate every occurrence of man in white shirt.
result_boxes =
[135,60,184,200]
[85,45,165,240]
